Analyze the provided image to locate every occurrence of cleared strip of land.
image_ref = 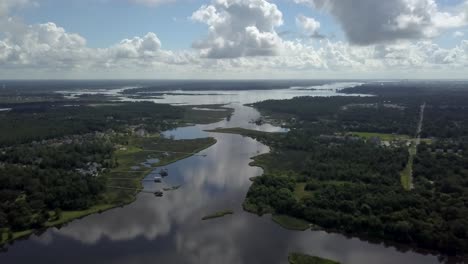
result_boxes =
[401,102,426,191]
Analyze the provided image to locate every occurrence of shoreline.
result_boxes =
[209,127,467,262]
[1,137,218,247]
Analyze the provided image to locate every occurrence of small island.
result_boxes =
[162,185,182,191]
[288,253,340,264]
[201,210,234,220]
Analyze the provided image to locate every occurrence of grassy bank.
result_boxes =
[272,215,310,231]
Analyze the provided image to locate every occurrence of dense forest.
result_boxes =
[341,83,468,138]
[244,87,468,256]
[0,138,111,231]
[0,102,185,146]
[253,96,420,135]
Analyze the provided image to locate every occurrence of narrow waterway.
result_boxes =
[0,87,454,264]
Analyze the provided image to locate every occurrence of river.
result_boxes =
[0,84,453,264]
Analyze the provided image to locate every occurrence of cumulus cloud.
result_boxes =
[0,17,196,72]
[191,0,284,58]
[197,38,468,76]
[0,20,90,68]
[295,0,468,45]
[295,14,323,38]
[110,32,162,59]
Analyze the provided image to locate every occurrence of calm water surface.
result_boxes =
[1,86,454,264]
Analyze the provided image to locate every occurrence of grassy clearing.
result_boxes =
[420,138,433,144]
[294,183,313,200]
[201,210,234,220]
[348,131,410,141]
[272,214,310,231]
[400,156,413,191]
[288,253,340,264]
[400,141,417,191]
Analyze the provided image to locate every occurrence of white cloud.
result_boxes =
[0,20,89,68]
[196,38,468,77]
[110,32,162,59]
[191,0,284,58]
[295,0,468,45]
[0,18,195,72]
[295,14,321,37]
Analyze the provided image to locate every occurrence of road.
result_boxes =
[408,102,426,190]
[415,102,426,146]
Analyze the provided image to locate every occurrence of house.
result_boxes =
[369,136,381,145]
[382,141,391,147]
[135,128,148,137]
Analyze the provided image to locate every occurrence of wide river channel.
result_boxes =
[0,84,456,263]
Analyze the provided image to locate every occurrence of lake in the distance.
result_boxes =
[0,84,456,264]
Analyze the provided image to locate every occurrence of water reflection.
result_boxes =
[0,85,452,264]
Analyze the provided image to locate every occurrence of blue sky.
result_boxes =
[1,0,467,79]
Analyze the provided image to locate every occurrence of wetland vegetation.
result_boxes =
[288,252,340,264]
[288,253,340,264]
[201,210,234,220]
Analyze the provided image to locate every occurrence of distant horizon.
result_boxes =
[1,78,468,82]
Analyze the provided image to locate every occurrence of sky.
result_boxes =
[0,0,467,79]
